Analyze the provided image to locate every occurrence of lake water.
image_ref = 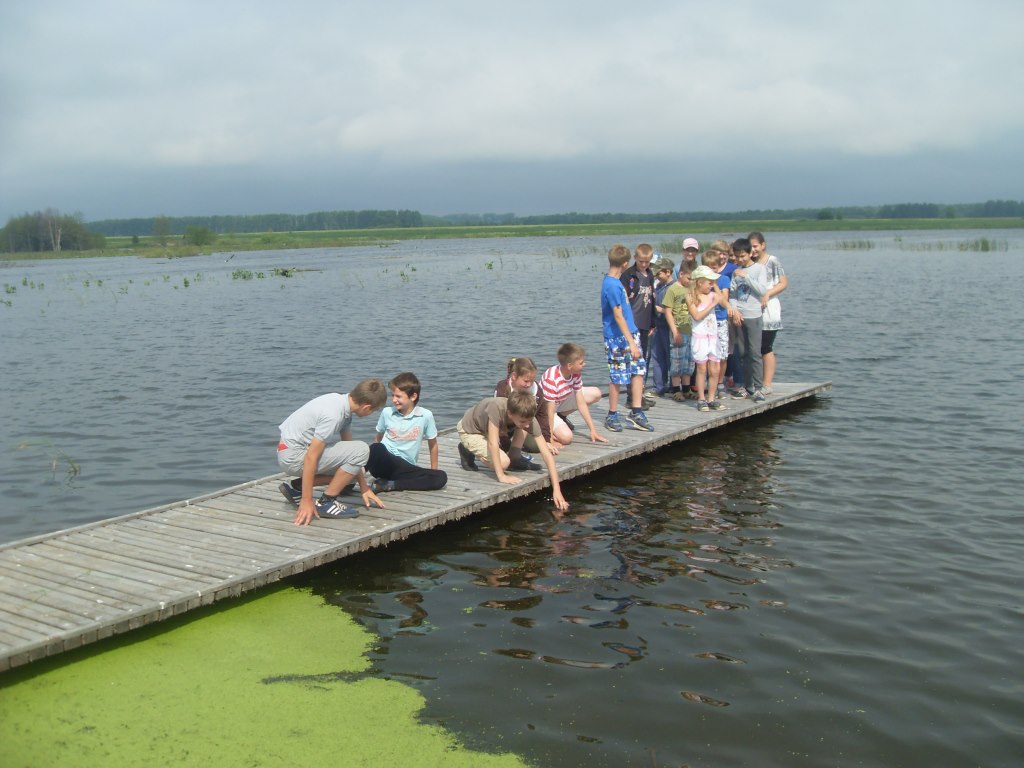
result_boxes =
[2,231,1022,766]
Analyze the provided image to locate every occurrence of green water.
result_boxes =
[0,586,526,768]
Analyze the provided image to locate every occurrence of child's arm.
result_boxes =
[664,301,681,345]
[612,305,641,359]
[295,439,327,526]
[534,437,569,512]
[761,273,789,308]
[543,399,561,454]
[427,437,439,470]
[576,389,608,444]
[687,293,717,322]
[488,421,519,485]
[374,431,384,444]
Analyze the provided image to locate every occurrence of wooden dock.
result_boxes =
[0,382,830,671]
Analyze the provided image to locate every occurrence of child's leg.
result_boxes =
[694,361,707,401]
[551,416,574,445]
[681,335,693,392]
[629,374,644,409]
[582,386,602,406]
[707,360,721,399]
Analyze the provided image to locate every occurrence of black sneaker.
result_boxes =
[458,442,478,471]
[278,482,301,507]
[371,478,396,492]
[316,496,359,519]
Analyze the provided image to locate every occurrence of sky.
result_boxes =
[1,1,1022,222]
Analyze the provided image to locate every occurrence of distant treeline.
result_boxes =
[82,199,1024,238]
[428,200,1024,226]
[88,209,424,237]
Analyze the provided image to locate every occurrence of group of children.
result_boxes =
[613,232,788,415]
[276,235,786,525]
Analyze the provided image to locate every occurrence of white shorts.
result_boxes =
[691,333,721,364]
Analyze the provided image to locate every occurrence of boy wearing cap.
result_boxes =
[681,237,700,271]
[277,379,388,525]
[602,244,654,432]
[729,238,769,402]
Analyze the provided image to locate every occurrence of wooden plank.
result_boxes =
[0,382,830,670]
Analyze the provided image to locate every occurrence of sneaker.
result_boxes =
[316,496,359,519]
[604,412,623,432]
[562,415,576,432]
[716,385,727,399]
[371,478,396,493]
[730,389,749,399]
[278,481,301,507]
[760,385,773,395]
[641,391,657,410]
[753,389,766,403]
[458,442,479,471]
[697,400,711,412]
[625,410,654,431]
[710,400,726,411]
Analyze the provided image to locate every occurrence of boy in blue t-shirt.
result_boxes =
[601,244,654,433]
[367,372,447,492]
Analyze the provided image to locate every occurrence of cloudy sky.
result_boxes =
[1,1,1021,222]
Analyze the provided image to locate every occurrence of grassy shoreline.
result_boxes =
[3,216,1022,261]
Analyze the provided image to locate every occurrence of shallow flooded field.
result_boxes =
[2,231,1022,766]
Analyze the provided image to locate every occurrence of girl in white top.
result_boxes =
[686,266,727,412]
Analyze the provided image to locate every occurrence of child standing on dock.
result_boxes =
[540,343,607,448]
[648,258,675,396]
[456,390,569,511]
[277,379,388,525]
[661,260,697,401]
[729,238,769,402]
[749,231,788,395]
[602,245,654,433]
[687,266,727,412]
[367,372,447,492]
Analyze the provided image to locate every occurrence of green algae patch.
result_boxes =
[0,585,527,768]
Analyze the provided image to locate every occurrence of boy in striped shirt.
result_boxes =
[540,343,608,449]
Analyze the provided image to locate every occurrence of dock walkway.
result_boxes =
[0,382,830,671]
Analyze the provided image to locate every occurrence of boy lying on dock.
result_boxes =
[277,379,387,525]
[456,390,570,511]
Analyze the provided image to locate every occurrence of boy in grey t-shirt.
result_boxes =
[277,378,387,525]
[729,238,769,402]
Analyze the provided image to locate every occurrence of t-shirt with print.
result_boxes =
[375,405,437,465]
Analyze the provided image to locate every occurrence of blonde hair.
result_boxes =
[557,343,585,365]
[608,244,631,268]
[506,356,537,378]
[635,243,654,258]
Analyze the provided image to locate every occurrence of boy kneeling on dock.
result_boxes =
[456,390,570,512]
[277,379,387,525]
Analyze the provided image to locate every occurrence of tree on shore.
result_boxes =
[1,209,105,253]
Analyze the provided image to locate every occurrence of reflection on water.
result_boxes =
[5,231,1024,767]
[299,420,801,766]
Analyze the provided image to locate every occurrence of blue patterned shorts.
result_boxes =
[605,333,647,385]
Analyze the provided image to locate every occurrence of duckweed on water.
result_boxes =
[0,586,527,768]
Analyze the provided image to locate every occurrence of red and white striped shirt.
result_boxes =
[541,365,582,405]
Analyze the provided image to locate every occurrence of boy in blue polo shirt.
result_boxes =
[367,372,447,492]
[601,244,654,432]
